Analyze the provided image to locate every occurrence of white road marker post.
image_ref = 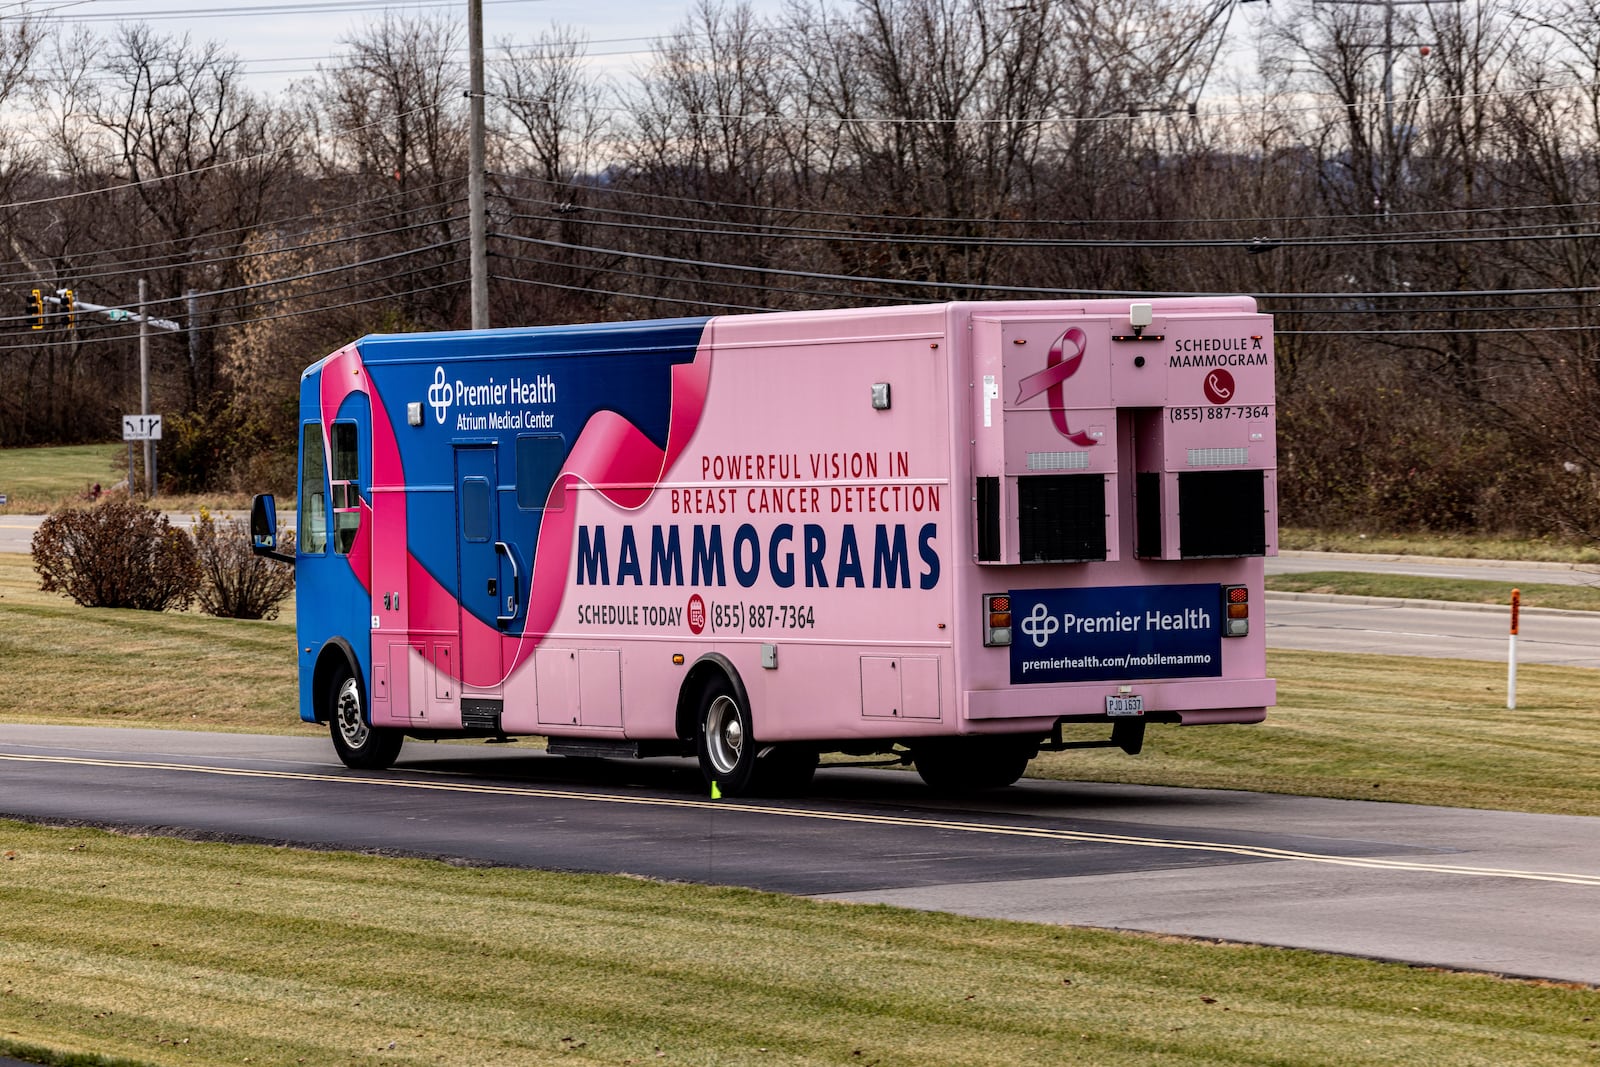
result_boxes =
[1508,588,1520,710]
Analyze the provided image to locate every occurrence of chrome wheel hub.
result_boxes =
[705,695,744,775]
[335,677,368,749]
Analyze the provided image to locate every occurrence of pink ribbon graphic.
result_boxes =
[1013,327,1097,446]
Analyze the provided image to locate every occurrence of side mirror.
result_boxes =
[251,493,277,550]
[251,494,294,565]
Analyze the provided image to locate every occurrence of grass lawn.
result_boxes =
[1036,650,1600,814]
[0,443,253,515]
[0,552,296,732]
[6,550,1600,1062]
[1,820,1598,1067]
[1279,527,1600,563]
[0,443,124,512]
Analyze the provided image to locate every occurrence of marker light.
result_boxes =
[1222,584,1249,637]
[984,593,1012,647]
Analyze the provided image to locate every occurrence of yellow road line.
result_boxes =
[4,751,1599,887]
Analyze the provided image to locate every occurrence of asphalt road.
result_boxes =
[1264,596,1600,666]
[0,512,219,554]
[3,724,1600,985]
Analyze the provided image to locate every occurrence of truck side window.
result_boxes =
[516,434,565,510]
[330,422,361,555]
[299,424,328,554]
[461,476,491,541]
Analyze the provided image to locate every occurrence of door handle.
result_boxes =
[494,541,519,627]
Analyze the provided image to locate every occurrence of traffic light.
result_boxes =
[60,288,74,329]
[28,288,42,330]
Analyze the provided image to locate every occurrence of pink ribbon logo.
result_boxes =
[1013,327,1097,446]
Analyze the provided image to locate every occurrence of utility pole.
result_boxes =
[1316,0,1455,207]
[139,278,154,497]
[1316,0,1454,292]
[187,289,200,387]
[467,0,489,329]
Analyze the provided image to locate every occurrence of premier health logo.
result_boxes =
[1019,602,1060,648]
[428,366,452,424]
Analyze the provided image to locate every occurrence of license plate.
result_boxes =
[1106,695,1144,717]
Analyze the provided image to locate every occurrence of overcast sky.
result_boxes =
[34,0,791,95]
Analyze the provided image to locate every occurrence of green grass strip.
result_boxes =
[1036,650,1600,815]
[0,820,1597,1066]
[0,445,124,513]
[1279,528,1600,563]
[1267,570,1600,612]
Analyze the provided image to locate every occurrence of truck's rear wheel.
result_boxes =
[758,745,819,796]
[327,667,403,770]
[913,736,1033,792]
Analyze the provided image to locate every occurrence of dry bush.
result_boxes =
[31,499,200,611]
[1277,368,1563,537]
[192,509,296,620]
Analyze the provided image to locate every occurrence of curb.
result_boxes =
[1277,549,1600,575]
[1265,590,1593,618]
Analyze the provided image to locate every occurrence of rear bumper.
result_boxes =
[965,677,1274,725]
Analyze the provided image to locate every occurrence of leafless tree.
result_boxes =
[82,25,292,409]
[489,25,615,322]
[303,12,469,329]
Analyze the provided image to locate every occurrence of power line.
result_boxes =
[0,103,448,214]
[489,248,904,307]
[491,230,1600,303]
[496,204,1600,253]
[487,72,1600,128]
[0,236,463,330]
[1278,324,1600,335]
[492,273,771,314]
[35,0,534,23]
[0,272,469,350]
[489,170,1600,234]
[0,200,467,292]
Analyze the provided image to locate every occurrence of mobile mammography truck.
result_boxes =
[252,298,1276,795]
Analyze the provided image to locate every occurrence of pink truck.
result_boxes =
[251,297,1276,795]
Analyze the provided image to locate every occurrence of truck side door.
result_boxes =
[455,445,503,687]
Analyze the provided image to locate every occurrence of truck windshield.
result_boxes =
[298,423,327,554]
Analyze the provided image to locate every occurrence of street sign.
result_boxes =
[122,414,163,441]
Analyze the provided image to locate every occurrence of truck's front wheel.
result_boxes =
[327,668,403,770]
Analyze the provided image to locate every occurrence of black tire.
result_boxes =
[695,674,759,796]
[326,665,404,770]
[757,745,819,796]
[913,736,1034,793]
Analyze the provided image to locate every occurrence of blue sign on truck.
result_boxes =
[1009,583,1224,684]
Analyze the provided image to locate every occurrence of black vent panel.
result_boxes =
[1017,475,1106,563]
[976,476,1000,562]
[1178,471,1266,558]
[1135,471,1162,558]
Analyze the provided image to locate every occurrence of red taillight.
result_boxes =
[983,593,1012,647]
[1222,585,1248,637]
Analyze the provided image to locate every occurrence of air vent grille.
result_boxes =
[1017,475,1106,563]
